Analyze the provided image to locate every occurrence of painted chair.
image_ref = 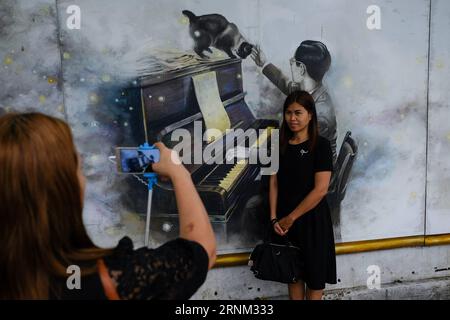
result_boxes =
[328,131,358,240]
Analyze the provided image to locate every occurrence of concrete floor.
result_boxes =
[270,276,450,300]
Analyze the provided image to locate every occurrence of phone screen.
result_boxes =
[116,148,159,174]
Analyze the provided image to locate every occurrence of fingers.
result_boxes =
[273,224,280,235]
[153,142,179,164]
[150,141,187,179]
[151,142,172,174]
[251,46,261,56]
[280,226,289,233]
[168,149,181,165]
[153,141,166,150]
[274,223,286,236]
[278,220,290,234]
[250,49,258,63]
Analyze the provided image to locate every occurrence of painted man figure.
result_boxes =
[251,40,337,164]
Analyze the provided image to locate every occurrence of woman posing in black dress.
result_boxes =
[270,90,336,300]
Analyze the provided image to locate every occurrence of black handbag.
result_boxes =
[248,231,304,284]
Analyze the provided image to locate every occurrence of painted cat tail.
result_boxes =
[182,10,197,22]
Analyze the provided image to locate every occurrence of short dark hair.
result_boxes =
[294,40,331,82]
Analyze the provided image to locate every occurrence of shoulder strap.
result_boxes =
[97,259,120,300]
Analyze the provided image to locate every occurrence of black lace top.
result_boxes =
[104,236,209,300]
[52,236,209,300]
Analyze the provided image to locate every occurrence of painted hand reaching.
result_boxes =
[250,45,267,68]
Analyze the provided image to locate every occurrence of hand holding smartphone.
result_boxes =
[115,147,160,174]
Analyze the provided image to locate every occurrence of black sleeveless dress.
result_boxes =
[275,136,337,290]
[51,237,209,299]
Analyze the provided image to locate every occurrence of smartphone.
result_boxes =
[115,147,160,174]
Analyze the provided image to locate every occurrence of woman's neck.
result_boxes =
[290,130,309,144]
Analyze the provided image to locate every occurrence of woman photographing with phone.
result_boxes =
[0,112,216,299]
[269,90,336,300]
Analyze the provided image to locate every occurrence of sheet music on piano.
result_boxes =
[192,71,231,143]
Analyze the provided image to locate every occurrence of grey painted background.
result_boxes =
[427,0,450,235]
[1,0,449,253]
[0,0,63,118]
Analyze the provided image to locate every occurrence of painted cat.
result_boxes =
[182,10,253,59]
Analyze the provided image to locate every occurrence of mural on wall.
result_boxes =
[255,0,429,242]
[56,0,430,251]
[3,0,445,254]
[56,0,266,251]
[57,0,358,249]
[0,0,64,119]
[180,15,356,237]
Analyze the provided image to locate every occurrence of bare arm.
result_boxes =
[269,174,286,236]
[262,63,292,96]
[152,143,216,269]
[278,171,331,231]
[269,174,278,221]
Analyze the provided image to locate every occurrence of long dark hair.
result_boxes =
[0,113,112,299]
[280,90,319,155]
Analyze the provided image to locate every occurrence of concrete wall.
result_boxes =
[192,244,450,299]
